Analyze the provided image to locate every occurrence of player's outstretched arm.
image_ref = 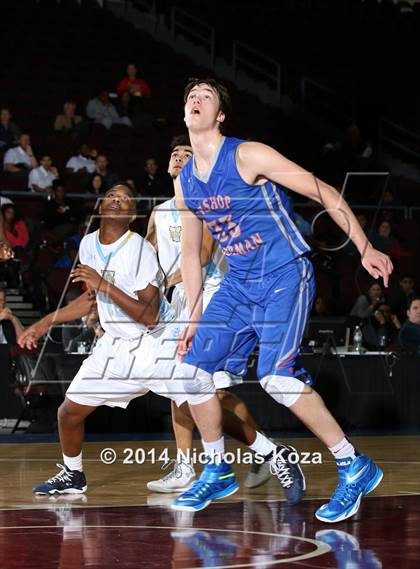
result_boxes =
[18,291,94,350]
[237,141,393,287]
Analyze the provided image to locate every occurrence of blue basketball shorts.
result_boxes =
[184,256,315,381]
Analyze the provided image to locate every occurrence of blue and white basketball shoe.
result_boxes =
[171,461,239,512]
[315,455,383,523]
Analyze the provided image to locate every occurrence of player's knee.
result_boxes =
[58,399,85,425]
[180,363,216,405]
[260,374,306,407]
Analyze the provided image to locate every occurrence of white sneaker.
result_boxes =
[147,460,196,493]
[244,460,271,489]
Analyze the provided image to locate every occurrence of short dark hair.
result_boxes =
[170,134,191,151]
[184,78,232,119]
[407,296,420,310]
[106,182,135,198]
[400,274,415,281]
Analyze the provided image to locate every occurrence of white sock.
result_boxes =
[63,452,83,472]
[329,438,356,460]
[202,436,225,464]
[249,431,277,457]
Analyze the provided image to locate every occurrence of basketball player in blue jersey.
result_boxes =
[146,135,274,492]
[172,78,393,522]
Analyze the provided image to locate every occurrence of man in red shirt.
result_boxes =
[116,63,152,98]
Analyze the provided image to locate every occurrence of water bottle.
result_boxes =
[353,326,363,354]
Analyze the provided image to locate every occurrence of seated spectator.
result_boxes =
[0,108,21,151]
[312,296,330,317]
[0,287,24,342]
[94,154,119,191]
[0,288,24,394]
[86,89,132,130]
[2,203,29,258]
[362,302,401,350]
[0,195,13,208]
[399,297,420,353]
[3,133,38,174]
[350,282,385,320]
[28,155,59,193]
[0,204,28,288]
[116,63,152,98]
[115,91,134,121]
[66,144,97,174]
[370,220,399,255]
[54,101,84,138]
[140,157,172,197]
[380,189,402,226]
[43,181,76,240]
[391,274,418,323]
[54,221,87,269]
[87,174,104,195]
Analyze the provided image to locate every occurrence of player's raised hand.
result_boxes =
[18,320,49,350]
[71,264,104,291]
[361,245,393,288]
[177,323,197,360]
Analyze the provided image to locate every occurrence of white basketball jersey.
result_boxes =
[154,198,226,288]
[79,230,173,339]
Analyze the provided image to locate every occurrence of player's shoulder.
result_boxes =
[127,231,156,255]
[80,230,97,249]
[155,198,174,213]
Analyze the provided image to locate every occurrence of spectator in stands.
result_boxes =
[116,63,152,98]
[362,302,401,350]
[54,101,85,138]
[87,174,104,195]
[115,91,134,122]
[370,220,399,255]
[94,154,119,191]
[312,295,330,317]
[0,287,24,345]
[0,195,13,209]
[1,204,29,253]
[391,274,418,323]
[380,189,401,225]
[399,297,420,353]
[43,180,76,240]
[66,144,97,174]
[0,204,28,288]
[86,89,132,130]
[3,134,38,174]
[28,155,59,193]
[140,157,172,197]
[54,220,87,269]
[350,282,385,320]
[0,108,21,151]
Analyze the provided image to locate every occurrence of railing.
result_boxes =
[170,7,215,68]
[378,119,420,161]
[301,78,356,128]
[232,41,281,100]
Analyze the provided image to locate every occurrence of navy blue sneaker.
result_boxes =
[171,461,239,512]
[315,455,383,523]
[33,464,87,495]
[269,445,306,505]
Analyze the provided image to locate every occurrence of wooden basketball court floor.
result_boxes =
[0,435,419,568]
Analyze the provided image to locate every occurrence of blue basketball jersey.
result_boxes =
[180,137,310,279]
